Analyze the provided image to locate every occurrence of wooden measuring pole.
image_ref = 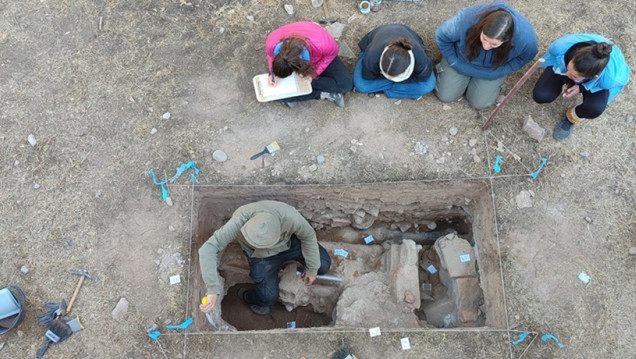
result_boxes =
[482,58,545,130]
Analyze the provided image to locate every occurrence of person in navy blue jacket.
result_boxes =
[353,24,435,99]
[435,1,537,109]
[533,34,630,141]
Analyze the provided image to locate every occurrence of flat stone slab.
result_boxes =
[434,234,477,278]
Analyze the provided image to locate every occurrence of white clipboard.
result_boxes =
[253,72,312,102]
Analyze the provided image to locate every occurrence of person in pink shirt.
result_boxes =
[266,21,353,108]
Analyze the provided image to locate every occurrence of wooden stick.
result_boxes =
[481,58,545,130]
[66,276,85,314]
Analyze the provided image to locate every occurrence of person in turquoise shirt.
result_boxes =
[533,34,630,140]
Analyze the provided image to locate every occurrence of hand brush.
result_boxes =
[250,142,280,160]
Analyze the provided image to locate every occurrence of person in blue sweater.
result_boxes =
[353,24,435,99]
[533,34,630,141]
[435,1,537,109]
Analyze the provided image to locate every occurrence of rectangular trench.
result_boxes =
[189,181,504,332]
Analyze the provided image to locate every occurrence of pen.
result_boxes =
[270,70,275,84]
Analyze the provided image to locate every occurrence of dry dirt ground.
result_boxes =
[1,0,635,358]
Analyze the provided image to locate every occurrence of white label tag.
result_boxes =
[169,275,181,285]
[401,337,411,350]
[369,327,381,337]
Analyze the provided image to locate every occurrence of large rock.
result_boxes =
[334,272,420,328]
[451,277,481,322]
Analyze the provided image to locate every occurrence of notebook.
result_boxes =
[253,72,312,102]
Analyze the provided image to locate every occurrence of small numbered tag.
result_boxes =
[400,337,411,350]
[334,248,349,258]
[369,327,381,337]
[427,265,437,274]
[459,254,471,262]
[364,235,374,244]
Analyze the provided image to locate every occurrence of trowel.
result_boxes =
[200,297,217,329]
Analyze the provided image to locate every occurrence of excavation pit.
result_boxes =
[190,182,504,332]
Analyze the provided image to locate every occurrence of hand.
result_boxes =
[304,275,316,286]
[268,76,277,87]
[563,85,580,98]
[199,294,218,313]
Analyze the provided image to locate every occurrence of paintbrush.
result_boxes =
[250,141,280,160]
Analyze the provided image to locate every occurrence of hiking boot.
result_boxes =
[321,92,345,108]
[238,288,271,316]
[553,117,574,141]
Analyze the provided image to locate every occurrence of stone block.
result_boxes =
[383,239,418,273]
[382,240,420,309]
[434,234,477,278]
[522,115,546,142]
[422,295,456,328]
[393,265,420,309]
[331,217,352,228]
[451,277,481,322]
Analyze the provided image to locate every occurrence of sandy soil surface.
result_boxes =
[0,0,634,358]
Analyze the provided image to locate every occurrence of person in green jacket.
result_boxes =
[199,200,331,316]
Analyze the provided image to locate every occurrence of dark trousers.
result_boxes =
[244,237,331,307]
[286,56,353,102]
[532,67,608,119]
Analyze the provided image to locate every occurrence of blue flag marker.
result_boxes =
[146,326,160,341]
[148,161,200,201]
[541,334,564,348]
[531,158,548,179]
[512,331,530,345]
[493,154,502,173]
[166,318,193,330]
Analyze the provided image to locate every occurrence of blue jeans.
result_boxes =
[244,237,331,307]
[353,52,436,99]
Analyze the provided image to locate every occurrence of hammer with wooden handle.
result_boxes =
[67,270,98,314]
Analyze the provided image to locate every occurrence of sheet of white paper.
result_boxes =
[258,73,300,98]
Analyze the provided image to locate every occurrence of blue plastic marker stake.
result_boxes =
[169,162,200,184]
[364,235,374,244]
[149,161,201,202]
[493,154,502,173]
[146,326,161,341]
[148,169,169,201]
[512,331,530,345]
[166,318,193,330]
[541,334,564,348]
[531,157,548,179]
[334,249,349,258]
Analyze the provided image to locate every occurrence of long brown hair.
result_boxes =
[571,42,612,78]
[381,38,414,76]
[465,10,514,69]
[272,36,316,78]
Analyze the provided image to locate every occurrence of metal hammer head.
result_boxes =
[70,270,98,282]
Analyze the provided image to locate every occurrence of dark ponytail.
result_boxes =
[381,37,414,76]
[272,36,316,78]
[572,42,612,78]
[465,10,514,69]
